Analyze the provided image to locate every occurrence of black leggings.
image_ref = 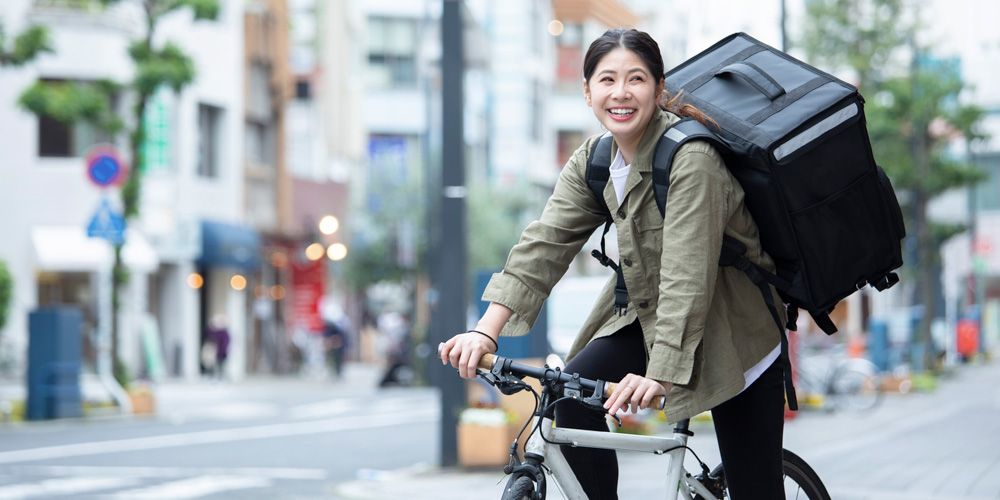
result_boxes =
[554,321,785,500]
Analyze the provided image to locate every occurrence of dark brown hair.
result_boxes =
[583,28,715,127]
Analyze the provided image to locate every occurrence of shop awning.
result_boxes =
[197,220,260,270]
[32,226,159,273]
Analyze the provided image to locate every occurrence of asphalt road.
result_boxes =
[0,376,441,499]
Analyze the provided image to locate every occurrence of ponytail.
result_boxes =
[660,90,718,129]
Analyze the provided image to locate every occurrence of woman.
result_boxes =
[439,28,785,499]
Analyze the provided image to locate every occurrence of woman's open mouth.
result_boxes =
[607,107,636,122]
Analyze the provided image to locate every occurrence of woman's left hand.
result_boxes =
[604,374,672,415]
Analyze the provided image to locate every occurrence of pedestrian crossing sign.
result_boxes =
[86,198,126,246]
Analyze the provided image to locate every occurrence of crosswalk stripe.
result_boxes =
[0,465,326,481]
[110,475,272,499]
[0,408,438,464]
[0,476,138,499]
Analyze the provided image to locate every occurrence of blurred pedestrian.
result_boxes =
[204,314,231,379]
[440,28,788,499]
[324,320,349,379]
[377,311,413,387]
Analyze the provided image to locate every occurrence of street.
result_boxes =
[0,367,440,499]
[0,359,998,499]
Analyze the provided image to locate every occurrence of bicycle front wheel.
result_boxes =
[500,475,536,500]
[704,449,830,500]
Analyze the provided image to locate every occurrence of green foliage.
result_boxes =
[17,79,124,134]
[129,41,195,95]
[0,260,13,333]
[170,0,220,20]
[867,70,987,197]
[99,0,219,20]
[468,182,541,272]
[0,24,53,67]
[801,0,910,94]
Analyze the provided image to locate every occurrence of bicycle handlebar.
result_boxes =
[477,353,666,411]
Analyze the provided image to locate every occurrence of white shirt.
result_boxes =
[609,149,630,204]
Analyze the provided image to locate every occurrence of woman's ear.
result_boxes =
[583,78,592,107]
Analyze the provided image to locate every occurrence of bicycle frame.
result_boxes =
[522,415,719,500]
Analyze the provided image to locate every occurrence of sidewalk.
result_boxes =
[0,361,385,423]
[331,359,1000,499]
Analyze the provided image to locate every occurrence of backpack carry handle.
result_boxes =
[715,62,785,100]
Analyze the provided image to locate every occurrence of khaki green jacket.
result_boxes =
[482,110,784,422]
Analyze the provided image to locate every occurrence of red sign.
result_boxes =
[289,258,325,334]
[973,238,993,256]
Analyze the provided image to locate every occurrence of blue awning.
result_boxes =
[198,220,260,270]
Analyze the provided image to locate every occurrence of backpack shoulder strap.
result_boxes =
[586,132,614,211]
[651,118,729,217]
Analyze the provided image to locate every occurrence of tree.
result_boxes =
[802,0,988,371]
[0,261,12,335]
[1,20,53,339]
[17,0,219,375]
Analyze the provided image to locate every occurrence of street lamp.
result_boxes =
[327,243,348,261]
[304,242,325,261]
[319,215,339,235]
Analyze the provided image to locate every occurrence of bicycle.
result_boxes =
[473,353,830,500]
[794,343,883,413]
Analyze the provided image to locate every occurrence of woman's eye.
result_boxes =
[631,76,645,82]
[601,77,613,83]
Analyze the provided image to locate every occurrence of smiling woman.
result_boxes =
[441,28,789,500]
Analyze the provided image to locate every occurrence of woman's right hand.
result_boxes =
[439,330,498,379]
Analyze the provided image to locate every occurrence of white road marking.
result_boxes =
[287,399,358,420]
[109,475,271,499]
[0,476,139,499]
[163,402,280,422]
[0,408,437,464]
[0,465,326,480]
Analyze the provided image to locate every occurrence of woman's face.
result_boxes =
[584,47,663,148]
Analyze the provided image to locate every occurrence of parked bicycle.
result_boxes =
[794,343,883,413]
[473,352,830,500]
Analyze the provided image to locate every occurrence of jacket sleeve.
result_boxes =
[482,139,607,337]
[645,143,734,385]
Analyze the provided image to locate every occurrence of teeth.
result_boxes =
[609,109,635,116]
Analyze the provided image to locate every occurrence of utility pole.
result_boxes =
[780,0,788,52]
[430,0,468,467]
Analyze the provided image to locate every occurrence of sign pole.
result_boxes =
[84,145,132,414]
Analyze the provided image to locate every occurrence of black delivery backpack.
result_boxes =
[659,32,905,332]
[586,33,906,406]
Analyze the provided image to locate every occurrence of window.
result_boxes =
[555,23,584,91]
[295,79,311,100]
[973,153,1000,210]
[36,79,116,158]
[197,104,223,178]
[366,17,417,89]
[247,62,272,121]
[557,130,584,168]
[245,120,274,167]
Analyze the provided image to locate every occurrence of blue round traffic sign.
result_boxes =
[85,146,128,188]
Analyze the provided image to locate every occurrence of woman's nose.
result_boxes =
[611,82,630,100]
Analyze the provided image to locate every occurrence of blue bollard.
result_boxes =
[868,318,889,372]
[26,307,83,420]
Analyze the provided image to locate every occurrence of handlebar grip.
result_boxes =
[605,382,667,411]
[477,352,497,371]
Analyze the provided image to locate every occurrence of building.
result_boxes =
[929,0,1000,357]
[0,0,252,382]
